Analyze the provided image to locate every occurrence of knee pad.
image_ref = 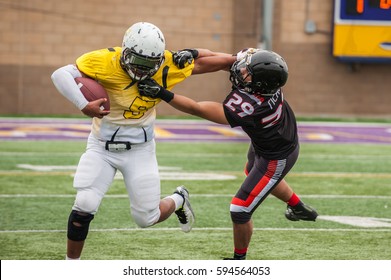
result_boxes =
[230,211,252,224]
[67,210,94,241]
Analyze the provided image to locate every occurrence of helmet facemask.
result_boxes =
[229,55,253,93]
[121,48,164,81]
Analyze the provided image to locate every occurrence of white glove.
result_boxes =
[236,48,260,61]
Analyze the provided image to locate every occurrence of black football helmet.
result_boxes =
[230,50,288,96]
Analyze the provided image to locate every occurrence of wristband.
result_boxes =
[159,88,175,103]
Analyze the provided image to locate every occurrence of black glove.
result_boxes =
[138,78,174,102]
[172,49,199,68]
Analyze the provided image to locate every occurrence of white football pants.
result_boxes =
[72,133,161,227]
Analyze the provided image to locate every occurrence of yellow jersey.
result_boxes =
[76,47,194,143]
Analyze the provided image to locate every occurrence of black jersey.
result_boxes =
[223,88,298,159]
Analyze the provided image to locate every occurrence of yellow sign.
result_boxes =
[333,0,391,62]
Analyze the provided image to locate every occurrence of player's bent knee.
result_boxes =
[132,210,160,228]
[67,210,94,241]
[230,211,252,224]
[73,190,102,214]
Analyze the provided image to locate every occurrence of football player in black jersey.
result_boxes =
[138,48,318,260]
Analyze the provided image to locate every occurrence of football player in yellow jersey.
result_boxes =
[51,22,236,260]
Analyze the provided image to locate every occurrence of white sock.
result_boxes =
[66,255,80,260]
[167,193,184,210]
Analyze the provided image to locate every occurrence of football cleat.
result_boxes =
[223,256,246,260]
[174,186,195,233]
[285,201,318,221]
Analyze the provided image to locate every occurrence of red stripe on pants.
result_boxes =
[231,160,278,207]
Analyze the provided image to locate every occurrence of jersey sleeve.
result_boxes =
[76,47,120,80]
[153,50,195,90]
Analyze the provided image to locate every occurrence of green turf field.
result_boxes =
[0,140,390,260]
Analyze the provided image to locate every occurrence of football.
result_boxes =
[75,77,110,111]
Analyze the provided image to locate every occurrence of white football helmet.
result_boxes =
[121,22,165,81]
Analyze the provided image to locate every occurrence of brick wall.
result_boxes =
[0,0,390,118]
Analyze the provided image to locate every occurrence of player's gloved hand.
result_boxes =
[172,49,199,68]
[236,48,259,61]
[138,78,174,102]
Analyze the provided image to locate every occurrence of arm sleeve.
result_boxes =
[51,64,89,110]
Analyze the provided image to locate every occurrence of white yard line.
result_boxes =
[0,194,390,199]
[1,227,390,234]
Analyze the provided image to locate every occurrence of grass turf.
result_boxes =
[0,141,390,260]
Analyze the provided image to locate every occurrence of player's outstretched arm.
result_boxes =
[193,48,236,74]
[196,48,233,58]
[138,78,228,125]
[192,55,235,74]
[172,48,235,73]
[192,47,261,74]
[169,94,229,125]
